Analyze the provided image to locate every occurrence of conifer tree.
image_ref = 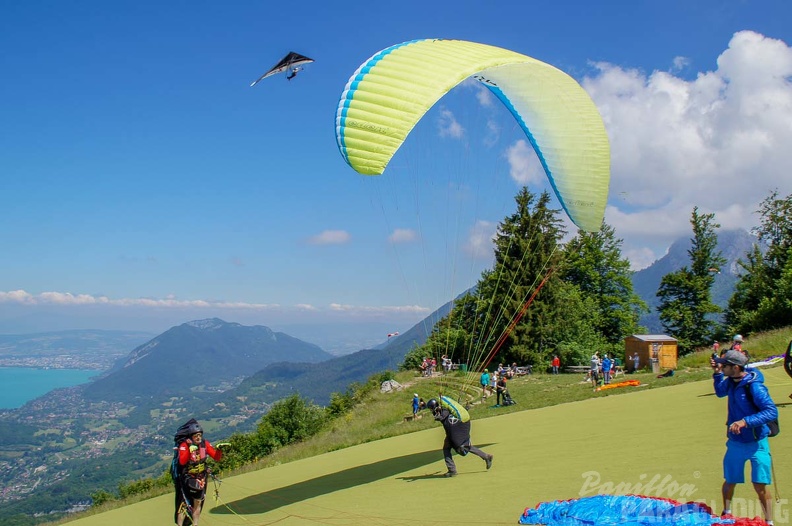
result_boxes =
[562,223,648,347]
[474,188,566,365]
[727,190,792,333]
[657,207,725,353]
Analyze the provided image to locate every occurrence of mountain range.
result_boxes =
[83,318,332,401]
[210,227,758,407]
[630,228,757,332]
[8,228,756,410]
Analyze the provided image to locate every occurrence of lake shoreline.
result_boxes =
[0,367,99,409]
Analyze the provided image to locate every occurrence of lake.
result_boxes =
[0,367,98,409]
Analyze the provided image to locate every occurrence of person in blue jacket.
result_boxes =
[601,354,613,385]
[479,370,491,401]
[711,350,778,525]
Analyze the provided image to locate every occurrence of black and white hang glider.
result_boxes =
[250,51,314,86]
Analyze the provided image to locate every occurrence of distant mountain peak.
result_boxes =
[84,319,333,401]
[631,227,759,332]
[184,318,236,331]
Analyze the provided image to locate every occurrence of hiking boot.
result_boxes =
[443,471,457,478]
[485,454,493,470]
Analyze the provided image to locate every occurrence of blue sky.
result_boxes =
[2,0,792,344]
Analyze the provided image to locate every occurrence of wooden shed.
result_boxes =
[624,335,678,372]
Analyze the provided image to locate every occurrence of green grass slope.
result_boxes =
[63,365,792,526]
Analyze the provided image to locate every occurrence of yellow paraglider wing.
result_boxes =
[335,39,610,232]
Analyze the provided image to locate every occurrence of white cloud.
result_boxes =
[0,290,35,304]
[463,220,497,260]
[0,290,279,309]
[582,30,792,268]
[624,246,662,272]
[505,139,544,185]
[308,230,351,245]
[460,77,495,107]
[474,83,494,107]
[388,228,417,244]
[329,303,430,316]
[483,119,500,147]
[0,290,433,326]
[438,108,464,138]
[671,56,690,73]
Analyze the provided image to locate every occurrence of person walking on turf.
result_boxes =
[427,397,493,477]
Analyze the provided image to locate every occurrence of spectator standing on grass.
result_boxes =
[590,353,601,389]
[551,355,560,375]
[711,350,778,525]
[442,355,452,373]
[496,374,507,406]
[480,369,491,400]
[601,354,612,385]
[632,352,640,373]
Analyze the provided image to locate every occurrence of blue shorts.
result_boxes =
[723,438,772,484]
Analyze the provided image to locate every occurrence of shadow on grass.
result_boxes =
[213,448,483,515]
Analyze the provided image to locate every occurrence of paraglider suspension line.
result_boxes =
[481,268,554,372]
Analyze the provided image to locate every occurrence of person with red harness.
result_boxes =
[174,419,222,526]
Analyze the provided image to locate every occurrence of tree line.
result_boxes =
[403,188,792,369]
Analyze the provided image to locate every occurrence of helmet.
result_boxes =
[187,422,203,435]
[733,334,743,343]
[426,398,440,414]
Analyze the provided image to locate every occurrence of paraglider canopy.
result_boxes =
[335,38,611,232]
[250,51,314,86]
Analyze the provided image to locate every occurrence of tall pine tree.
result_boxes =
[727,190,792,333]
[657,207,725,353]
[562,223,648,348]
[475,188,566,366]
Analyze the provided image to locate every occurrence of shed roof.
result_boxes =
[628,334,677,342]
[626,335,678,342]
